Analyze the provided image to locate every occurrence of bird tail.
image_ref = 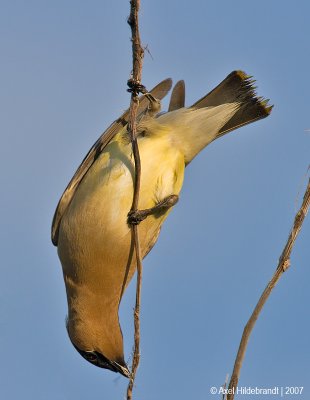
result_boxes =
[191,70,273,138]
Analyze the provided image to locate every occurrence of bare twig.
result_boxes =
[126,0,145,399]
[227,179,310,400]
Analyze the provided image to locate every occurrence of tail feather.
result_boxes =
[191,70,273,138]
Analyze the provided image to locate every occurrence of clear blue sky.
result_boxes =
[1,1,309,399]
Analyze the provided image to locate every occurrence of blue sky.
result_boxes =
[1,1,309,399]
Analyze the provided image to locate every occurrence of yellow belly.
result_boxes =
[58,132,185,306]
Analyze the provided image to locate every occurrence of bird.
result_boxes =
[52,70,272,377]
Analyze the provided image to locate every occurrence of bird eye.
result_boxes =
[84,352,98,363]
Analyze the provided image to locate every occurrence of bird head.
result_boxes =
[71,342,131,378]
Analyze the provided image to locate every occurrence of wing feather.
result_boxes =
[168,80,185,111]
[51,78,172,245]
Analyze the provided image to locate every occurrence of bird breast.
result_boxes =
[58,130,185,297]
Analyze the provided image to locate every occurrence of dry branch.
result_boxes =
[227,179,310,400]
[126,0,145,399]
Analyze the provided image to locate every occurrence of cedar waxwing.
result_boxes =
[52,71,272,377]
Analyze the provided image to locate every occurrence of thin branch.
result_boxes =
[227,179,310,400]
[126,1,145,399]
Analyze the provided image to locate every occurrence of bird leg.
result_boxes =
[145,93,161,117]
[127,80,161,116]
[127,194,179,225]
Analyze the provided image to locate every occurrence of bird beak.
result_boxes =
[71,341,131,378]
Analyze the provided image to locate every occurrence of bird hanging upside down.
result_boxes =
[52,71,272,377]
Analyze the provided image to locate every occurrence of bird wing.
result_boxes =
[143,226,162,259]
[51,78,173,245]
[168,80,185,111]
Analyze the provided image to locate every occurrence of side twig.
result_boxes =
[126,1,144,399]
[227,179,310,400]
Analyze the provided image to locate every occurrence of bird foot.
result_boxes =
[145,93,161,116]
[127,194,179,225]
